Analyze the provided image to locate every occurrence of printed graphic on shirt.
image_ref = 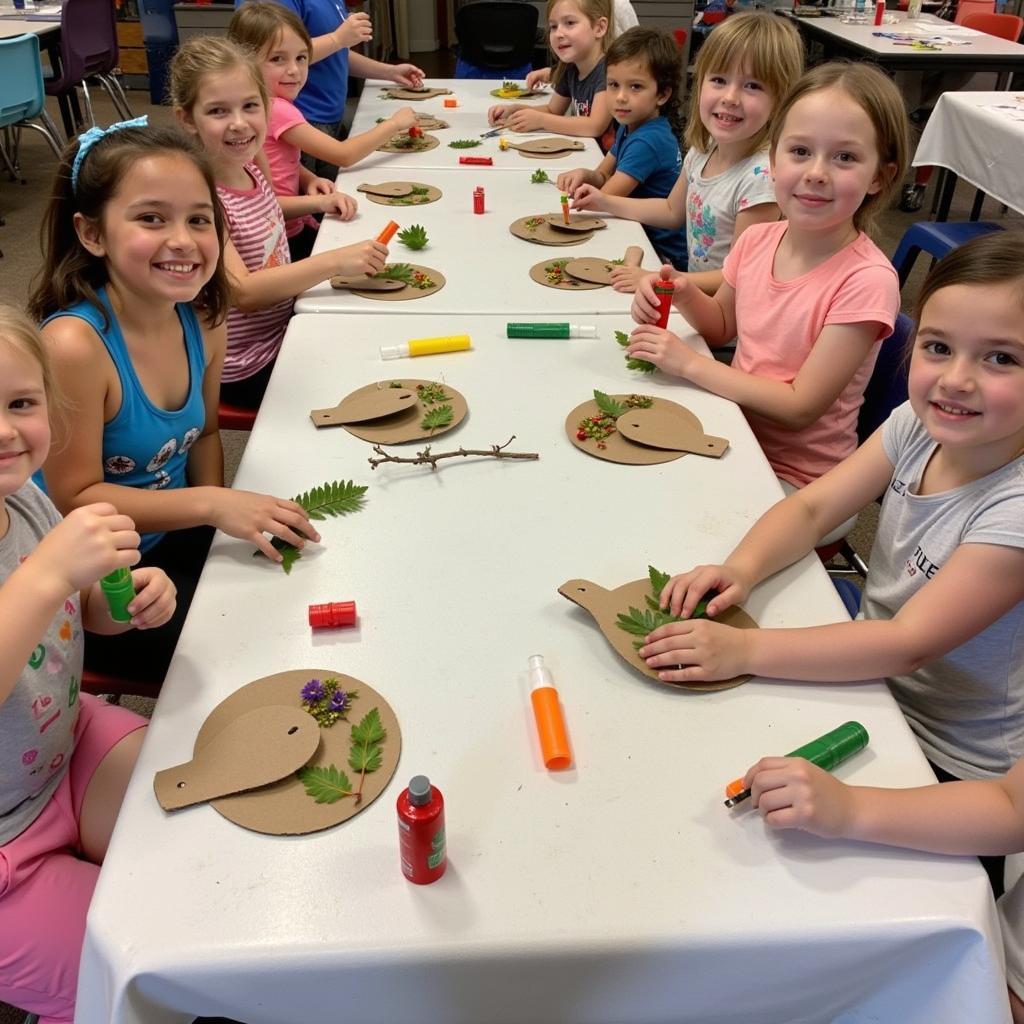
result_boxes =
[688,191,717,265]
[28,644,45,670]
[105,454,136,475]
[906,544,941,580]
[147,438,178,473]
[68,673,79,709]
[180,426,201,455]
[147,469,171,490]
[263,216,287,269]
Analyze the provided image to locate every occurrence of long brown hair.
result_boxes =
[769,61,909,234]
[685,12,803,157]
[605,27,685,141]
[28,125,230,327]
[169,35,269,116]
[229,1,312,59]
[547,0,612,88]
[916,233,1024,322]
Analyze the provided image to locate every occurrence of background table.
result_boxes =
[295,168,660,315]
[76,313,1007,1024]
[356,76,555,120]
[783,10,1024,75]
[914,91,1024,219]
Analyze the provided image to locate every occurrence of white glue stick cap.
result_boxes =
[570,325,597,338]
[380,343,410,360]
[527,654,554,690]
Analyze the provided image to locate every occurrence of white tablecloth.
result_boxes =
[76,312,1008,1024]
[913,90,1024,216]
[295,168,660,315]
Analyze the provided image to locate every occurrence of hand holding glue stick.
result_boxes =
[528,655,571,770]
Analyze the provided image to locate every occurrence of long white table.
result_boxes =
[76,312,1008,1024]
[295,167,660,315]
[914,91,1024,219]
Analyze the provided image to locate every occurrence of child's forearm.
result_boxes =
[606,194,684,229]
[187,430,225,488]
[686,268,723,296]
[675,287,730,344]
[81,581,132,636]
[230,250,346,310]
[57,481,218,535]
[276,194,324,218]
[845,779,1024,855]
[300,118,400,169]
[0,562,70,705]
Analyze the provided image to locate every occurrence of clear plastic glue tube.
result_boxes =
[528,655,571,770]
[380,335,472,360]
[507,323,597,339]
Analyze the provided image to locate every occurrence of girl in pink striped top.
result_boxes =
[171,37,389,409]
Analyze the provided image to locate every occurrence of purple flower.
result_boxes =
[301,679,325,703]
[328,689,348,712]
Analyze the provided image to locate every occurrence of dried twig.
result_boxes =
[368,435,539,472]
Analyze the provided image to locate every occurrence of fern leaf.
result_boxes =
[648,565,671,596]
[297,764,353,804]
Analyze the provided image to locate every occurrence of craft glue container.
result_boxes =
[397,775,447,884]
[100,567,135,623]
[507,323,597,339]
[380,335,472,360]
[528,655,571,770]
[653,272,674,330]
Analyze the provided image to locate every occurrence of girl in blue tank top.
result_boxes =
[28,122,321,684]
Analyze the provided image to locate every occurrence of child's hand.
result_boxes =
[505,107,545,133]
[609,263,646,293]
[568,183,606,213]
[33,503,140,596]
[125,567,176,630]
[658,563,750,618]
[487,103,513,125]
[556,168,586,193]
[746,757,857,838]
[627,325,696,378]
[525,68,550,91]
[391,63,424,89]
[388,106,418,133]
[209,490,321,563]
[320,190,358,220]
[631,266,683,323]
[305,176,335,196]
[330,239,389,278]
[638,617,752,684]
[336,11,372,48]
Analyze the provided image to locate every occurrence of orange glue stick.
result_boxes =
[377,220,399,244]
[527,655,571,770]
[560,194,570,225]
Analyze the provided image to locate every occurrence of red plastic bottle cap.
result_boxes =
[308,601,357,628]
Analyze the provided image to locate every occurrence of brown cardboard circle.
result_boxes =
[544,214,607,234]
[359,182,442,207]
[341,379,468,444]
[565,396,703,465]
[350,264,445,302]
[489,87,547,99]
[510,215,593,246]
[378,133,440,154]
[416,115,449,130]
[383,87,452,100]
[509,137,586,157]
[558,577,757,692]
[194,669,402,835]
[529,258,604,291]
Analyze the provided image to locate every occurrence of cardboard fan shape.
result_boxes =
[616,406,729,457]
[565,395,729,466]
[378,131,440,154]
[557,577,758,691]
[331,264,446,302]
[383,86,452,100]
[159,669,402,835]
[311,379,468,444]
[416,114,449,130]
[510,214,604,247]
[505,137,586,158]
[356,181,443,207]
[489,86,547,99]
[544,213,607,234]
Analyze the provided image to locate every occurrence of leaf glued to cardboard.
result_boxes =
[297,764,353,804]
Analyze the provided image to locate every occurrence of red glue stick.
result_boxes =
[459,156,492,165]
[473,186,485,214]
[377,220,399,244]
[653,270,674,330]
[308,601,357,629]
[874,0,884,23]
[397,775,447,884]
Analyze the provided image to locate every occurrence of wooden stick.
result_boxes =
[368,436,539,472]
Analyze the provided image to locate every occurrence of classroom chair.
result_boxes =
[454,1,539,80]
[44,0,135,131]
[219,401,258,432]
[960,10,1024,37]
[0,34,64,184]
[822,313,914,579]
[892,220,1003,288]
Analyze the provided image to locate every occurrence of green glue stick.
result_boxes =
[507,323,597,339]
[724,721,869,808]
[100,567,136,623]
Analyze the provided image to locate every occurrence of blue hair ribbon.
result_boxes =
[70,115,150,193]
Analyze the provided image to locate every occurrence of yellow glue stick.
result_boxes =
[380,335,472,359]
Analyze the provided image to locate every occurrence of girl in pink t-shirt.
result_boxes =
[170,37,389,408]
[229,3,417,261]
[628,62,909,489]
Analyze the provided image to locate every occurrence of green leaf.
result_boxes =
[374,263,416,283]
[594,389,626,418]
[421,404,454,432]
[293,479,368,520]
[397,224,428,250]
[448,138,482,149]
[531,168,551,184]
[297,764,353,804]
[348,708,386,774]
[615,330,629,348]
[615,329,656,373]
[649,565,671,596]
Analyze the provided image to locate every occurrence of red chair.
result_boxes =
[959,10,1023,37]
[218,402,257,431]
[954,0,997,22]
[82,668,162,700]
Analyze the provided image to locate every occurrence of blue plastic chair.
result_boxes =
[892,220,1004,288]
[0,34,64,183]
[832,577,862,617]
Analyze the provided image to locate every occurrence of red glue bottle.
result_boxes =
[397,775,447,884]
[653,270,674,330]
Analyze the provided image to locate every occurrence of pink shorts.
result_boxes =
[0,694,146,1024]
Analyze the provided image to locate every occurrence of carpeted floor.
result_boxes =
[1,63,1022,1024]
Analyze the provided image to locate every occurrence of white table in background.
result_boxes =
[0,15,59,39]
[914,90,1024,218]
[356,75,554,120]
[76,312,1006,1024]
[296,167,659,315]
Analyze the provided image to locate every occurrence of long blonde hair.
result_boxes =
[547,0,612,86]
[0,304,64,424]
[685,12,803,157]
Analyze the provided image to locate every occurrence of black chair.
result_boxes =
[455,1,539,78]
